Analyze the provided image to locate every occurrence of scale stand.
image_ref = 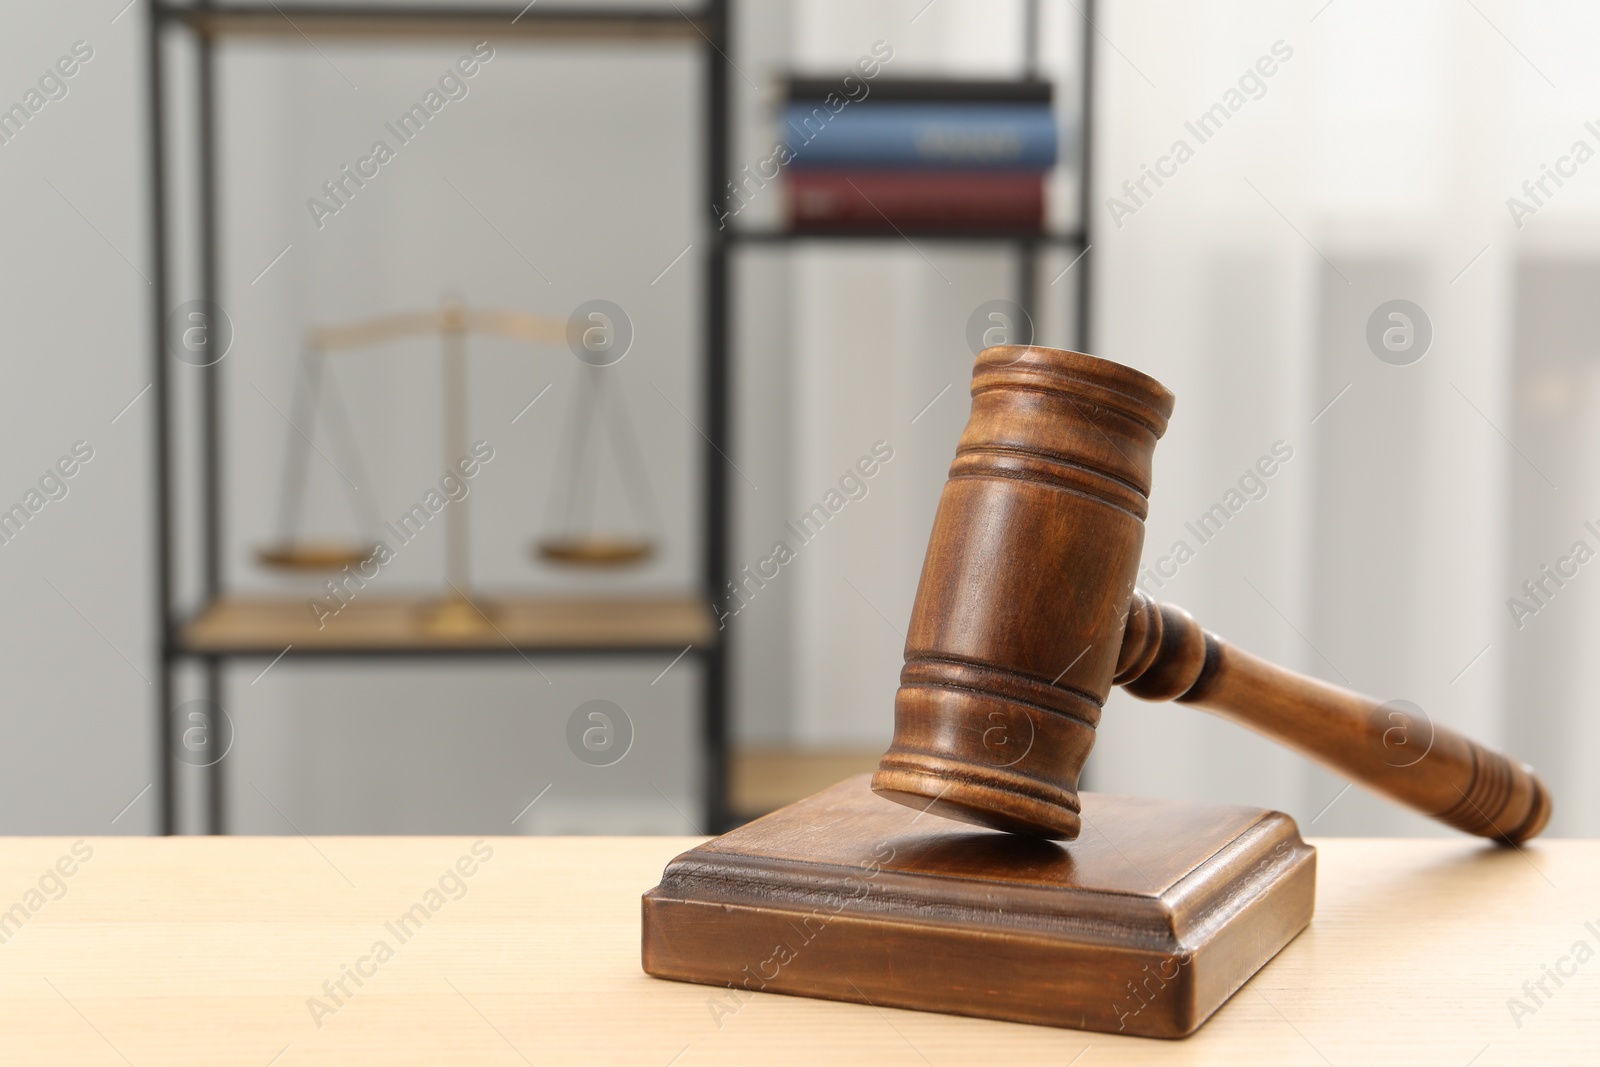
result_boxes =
[418,298,499,636]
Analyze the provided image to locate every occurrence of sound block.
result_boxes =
[643,775,1314,1038]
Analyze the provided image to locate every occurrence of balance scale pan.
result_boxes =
[535,537,655,567]
[256,542,378,571]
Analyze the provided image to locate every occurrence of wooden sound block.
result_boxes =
[642,774,1315,1038]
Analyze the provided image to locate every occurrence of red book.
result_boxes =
[786,170,1044,232]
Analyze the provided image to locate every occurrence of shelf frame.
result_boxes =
[729,230,1086,245]
[145,0,732,837]
[153,2,712,40]
[143,0,1094,839]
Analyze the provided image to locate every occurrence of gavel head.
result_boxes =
[872,345,1175,839]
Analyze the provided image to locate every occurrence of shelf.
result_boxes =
[730,746,882,819]
[157,3,710,41]
[178,593,717,656]
[728,229,1086,245]
[146,0,1088,837]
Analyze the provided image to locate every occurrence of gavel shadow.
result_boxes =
[882,830,1077,883]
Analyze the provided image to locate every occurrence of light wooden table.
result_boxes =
[0,834,1593,1064]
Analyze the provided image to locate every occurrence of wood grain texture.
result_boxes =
[645,776,1314,1037]
[874,346,1176,839]
[179,593,715,653]
[307,308,565,351]
[1116,593,1552,843]
[0,830,1590,1063]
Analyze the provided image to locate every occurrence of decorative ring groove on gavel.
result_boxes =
[872,344,1552,844]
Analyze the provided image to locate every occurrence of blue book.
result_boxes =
[784,103,1058,168]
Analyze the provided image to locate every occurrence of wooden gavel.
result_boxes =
[873,345,1551,843]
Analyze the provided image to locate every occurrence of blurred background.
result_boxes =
[1,0,1595,839]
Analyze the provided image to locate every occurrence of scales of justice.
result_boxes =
[255,296,660,635]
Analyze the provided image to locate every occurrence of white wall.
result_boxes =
[771,0,1600,838]
[0,4,154,834]
[2,6,710,836]
[1507,255,1600,836]
[778,0,1072,749]
[4,0,1598,837]
[214,36,709,835]
[1079,0,1599,837]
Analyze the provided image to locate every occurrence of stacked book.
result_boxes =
[783,77,1057,234]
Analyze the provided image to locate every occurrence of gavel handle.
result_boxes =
[1113,593,1552,843]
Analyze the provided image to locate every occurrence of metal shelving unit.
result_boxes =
[724,0,1096,412]
[144,0,1092,836]
[718,3,1096,821]
[145,0,733,836]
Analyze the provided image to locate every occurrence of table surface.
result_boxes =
[0,832,1593,1065]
